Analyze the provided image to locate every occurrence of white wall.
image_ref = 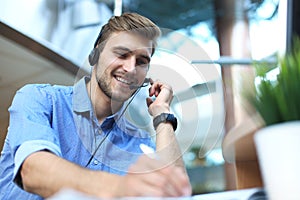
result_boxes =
[0,0,112,65]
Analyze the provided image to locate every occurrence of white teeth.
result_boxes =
[116,77,130,85]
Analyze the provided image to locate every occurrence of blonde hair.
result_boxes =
[94,12,161,56]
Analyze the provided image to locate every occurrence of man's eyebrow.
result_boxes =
[113,46,151,62]
[113,46,132,53]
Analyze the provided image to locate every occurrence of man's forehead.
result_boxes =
[107,32,153,51]
[112,45,151,54]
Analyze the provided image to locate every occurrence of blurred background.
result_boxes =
[1,0,298,195]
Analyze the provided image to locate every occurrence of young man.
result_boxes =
[0,13,191,199]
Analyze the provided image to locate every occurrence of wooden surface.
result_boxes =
[222,113,265,189]
[235,160,263,189]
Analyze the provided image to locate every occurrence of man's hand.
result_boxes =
[117,155,192,197]
[146,79,173,117]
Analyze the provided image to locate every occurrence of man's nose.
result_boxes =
[123,56,136,72]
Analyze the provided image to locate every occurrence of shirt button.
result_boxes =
[93,160,99,165]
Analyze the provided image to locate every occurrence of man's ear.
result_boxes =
[88,48,100,66]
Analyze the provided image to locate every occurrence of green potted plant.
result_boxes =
[247,37,300,200]
[250,38,300,125]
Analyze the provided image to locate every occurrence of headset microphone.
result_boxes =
[129,78,150,90]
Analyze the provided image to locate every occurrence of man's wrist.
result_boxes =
[153,113,178,131]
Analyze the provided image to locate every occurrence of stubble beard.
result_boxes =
[96,74,130,103]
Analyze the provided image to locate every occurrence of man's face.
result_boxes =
[95,31,153,102]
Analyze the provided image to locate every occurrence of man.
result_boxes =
[0,12,191,199]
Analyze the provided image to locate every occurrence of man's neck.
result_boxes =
[87,77,123,124]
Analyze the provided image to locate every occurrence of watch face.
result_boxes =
[166,113,174,121]
[167,114,178,131]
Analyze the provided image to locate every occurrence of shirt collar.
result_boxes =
[102,104,127,130]
[73,76,127,128]
[73,76,92,112]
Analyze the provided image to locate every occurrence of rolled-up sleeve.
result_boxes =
[7,84,62,186]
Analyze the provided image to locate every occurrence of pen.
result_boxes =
[139,143,157,159]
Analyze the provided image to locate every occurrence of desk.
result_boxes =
[47,188,266,200]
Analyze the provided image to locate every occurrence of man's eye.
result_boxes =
[117,53,128,58]
[137,59,149,68]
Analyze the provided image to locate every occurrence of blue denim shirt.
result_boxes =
[0,77,155,200]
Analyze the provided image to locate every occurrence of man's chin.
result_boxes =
[111,86,134,100]
[110,93,131,102]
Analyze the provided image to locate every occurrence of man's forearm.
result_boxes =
[21,151,120,198]
[155,123,186,171]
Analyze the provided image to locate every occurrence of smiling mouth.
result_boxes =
[115,76,132,86]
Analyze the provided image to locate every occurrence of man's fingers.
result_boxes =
[126,156,192,197]
[163,167,192,196]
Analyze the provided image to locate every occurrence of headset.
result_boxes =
[89,47,150,90]
[88,26,103,66]
[85,27,154,167]
[129,78,150,90]
[88,47,100,66]
[89,27,151,87]
[84,76,150,167]
[88,35,151,89]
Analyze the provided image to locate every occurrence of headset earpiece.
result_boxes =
[88,48,100,66]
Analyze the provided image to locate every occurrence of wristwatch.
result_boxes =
[153,113,178,131]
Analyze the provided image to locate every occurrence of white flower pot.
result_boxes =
[254,121,300,200]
